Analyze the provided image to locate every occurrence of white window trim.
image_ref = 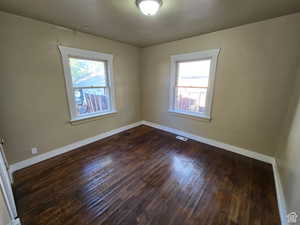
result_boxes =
[169,49,220,120]
[58,46,117,122]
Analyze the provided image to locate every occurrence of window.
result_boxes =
[169,49,220,119]
[59,46,116,121]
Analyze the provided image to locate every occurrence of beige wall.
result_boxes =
[275,65,300,217]
[1,8,300,223]
[141,13,300,156]
[1,10,300,164]
[0,11,141,163]
[0,189,10,225]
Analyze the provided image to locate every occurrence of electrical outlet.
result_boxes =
[32,147,38,155]
[176,136,189,142]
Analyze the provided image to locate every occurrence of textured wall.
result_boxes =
[141,13,300,156]
[0,11,141,163]
[276,65,300,218]
[1,10,300,164]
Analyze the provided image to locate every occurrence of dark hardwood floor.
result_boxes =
[13,125,280,225]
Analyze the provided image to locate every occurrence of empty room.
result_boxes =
[0,0,300,224]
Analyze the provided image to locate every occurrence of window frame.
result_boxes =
[58,46,116,122]
[169,49,220,120]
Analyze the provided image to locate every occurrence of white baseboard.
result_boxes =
[8,119,287,225]
[272,160,288,225]
[8,120,274,174]
[141,120,274,164]
[7,218,21,225]
[142,120,288,224]
[9,121,143,175]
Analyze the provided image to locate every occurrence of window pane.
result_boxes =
[69,58,107,87]
[175,87,207,113]
[74,88,110,116]
[177,60,211,87]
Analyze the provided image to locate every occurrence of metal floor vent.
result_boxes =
[176,136,189,142]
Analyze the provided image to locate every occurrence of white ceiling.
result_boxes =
[0,0,300,47]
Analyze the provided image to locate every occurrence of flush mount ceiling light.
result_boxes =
[136,0,162,16]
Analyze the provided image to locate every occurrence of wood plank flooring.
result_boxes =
[13,125,280,225]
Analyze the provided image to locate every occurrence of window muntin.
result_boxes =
[69,58,110,117]
[59,46,116,121]
[169,49,220,119]
[177,60,211,87]
[175,59,211,114]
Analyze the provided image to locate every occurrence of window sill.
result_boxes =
[70,110,117,125]
[168,109,211,122]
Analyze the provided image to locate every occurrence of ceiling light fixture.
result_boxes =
[136,0,162,16]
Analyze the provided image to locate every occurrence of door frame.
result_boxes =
[0,143,18,220]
